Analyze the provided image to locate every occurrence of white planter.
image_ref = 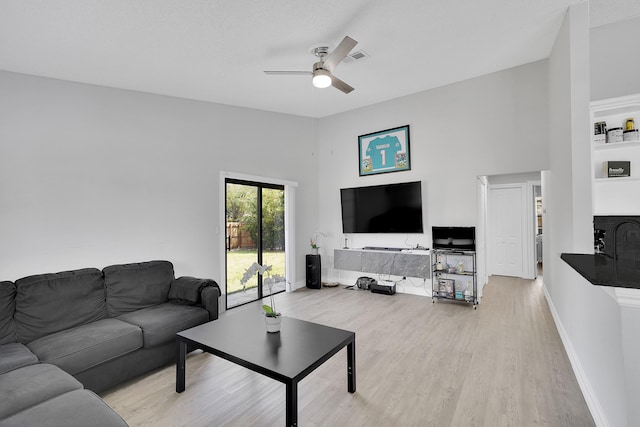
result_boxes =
[265,314,282,333]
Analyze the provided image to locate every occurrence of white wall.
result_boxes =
[591,16,640,101]
[621,306,640,426]
[590,14,640,427]
[317,61,549,294]
[544,5,629,427]
[0,71,319,287]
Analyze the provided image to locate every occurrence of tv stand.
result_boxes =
[334,248,430,279]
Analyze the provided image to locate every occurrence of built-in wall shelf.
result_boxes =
[591,93,640,214]
[593,140,640,150]
[594,176,640,182]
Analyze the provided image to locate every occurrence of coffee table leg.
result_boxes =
[176,340,186,393]
[286,381,298,427]
[347,338,356,393]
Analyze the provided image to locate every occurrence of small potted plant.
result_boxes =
[310,237,319,255]
[310,232,326,255]
[240,262,283,333]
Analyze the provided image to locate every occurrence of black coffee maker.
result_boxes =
[594,228,606,254]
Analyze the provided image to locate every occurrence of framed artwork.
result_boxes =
[358,125,410,176]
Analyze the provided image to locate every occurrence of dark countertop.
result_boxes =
[561,253,640,289]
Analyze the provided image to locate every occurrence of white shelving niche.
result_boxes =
[591,93,640,215]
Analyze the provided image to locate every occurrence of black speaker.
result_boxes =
[306,254,321,289]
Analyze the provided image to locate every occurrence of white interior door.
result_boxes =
[489,184,525,277]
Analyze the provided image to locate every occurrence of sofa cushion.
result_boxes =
[14,268,107,344]
[27,318,142,375]
[117,302,209,348]
[0,363,82,419]
[0,342,39,375]
[0,389,129,427]
[0,281,16,345]
[104,260,174,317]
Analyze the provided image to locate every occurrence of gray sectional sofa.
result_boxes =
[0,260,220,427]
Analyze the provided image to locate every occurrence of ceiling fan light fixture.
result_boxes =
[312,69,332,88]
[265,36,357,94]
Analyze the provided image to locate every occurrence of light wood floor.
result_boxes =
[102,275,595,427]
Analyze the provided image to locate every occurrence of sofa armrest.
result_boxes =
[200,285,220,321]
[168,277,220,321]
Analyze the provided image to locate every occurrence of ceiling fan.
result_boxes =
[264,36,358,94]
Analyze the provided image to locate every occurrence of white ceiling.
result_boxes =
[1,0,638,118]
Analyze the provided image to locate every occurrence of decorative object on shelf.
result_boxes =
[464,282,472,301]
[457,261,465,273]
[603,160,631,178]
[358,125,410,176]
[594,121,607,144]
[455,281,464,300]
[624,129,639,141]
[626,118,635,131]
[607,127,624,144]
[437,279,454,297]
[240,262,284,333]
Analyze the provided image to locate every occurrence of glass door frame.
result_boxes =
[220,172,297,312]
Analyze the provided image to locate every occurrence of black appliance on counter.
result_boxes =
[593,216,640,262]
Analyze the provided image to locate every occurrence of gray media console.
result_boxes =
[333,249,430,279]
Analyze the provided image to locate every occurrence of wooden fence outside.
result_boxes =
[226,222,255,250]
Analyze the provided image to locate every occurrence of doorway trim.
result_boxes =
[219,171,298,314]
[526,180,542,280]
[476,176,488,299]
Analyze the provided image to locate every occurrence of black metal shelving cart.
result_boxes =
[431,249,477,309]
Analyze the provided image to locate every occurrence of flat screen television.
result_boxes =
[432,226,476,251]
[340,181,423,233]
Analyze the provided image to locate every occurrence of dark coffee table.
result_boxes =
[176,309,356,427]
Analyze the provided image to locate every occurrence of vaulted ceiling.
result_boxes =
[1,0,638,118]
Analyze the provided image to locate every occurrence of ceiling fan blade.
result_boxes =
[324,36,358,71]
[331,75,355,94]
[264,71,312,75]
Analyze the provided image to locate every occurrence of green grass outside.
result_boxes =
[226,249,285,294]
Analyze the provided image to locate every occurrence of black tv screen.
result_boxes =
[340,181,424,233]
[432,226,476,251]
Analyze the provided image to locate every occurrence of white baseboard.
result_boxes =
[290,279,307,291]
[542,280,609,427]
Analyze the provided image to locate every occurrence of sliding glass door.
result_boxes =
[225,179,285,309]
